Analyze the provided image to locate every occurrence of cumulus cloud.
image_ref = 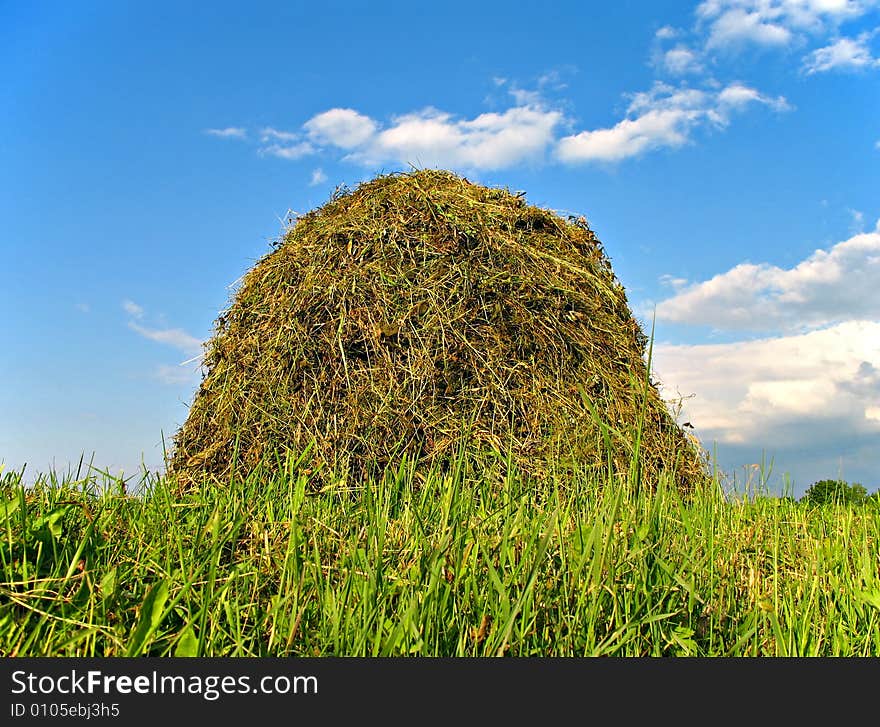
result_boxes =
[556,81,788,162]
[652,321,880,449]
[662,46,705,74]
[232,104,563,171]
[701,6,793,48]
[212,86,787,170]
[314,73,572,171]
[557,109,697,162]
[654,1,880,83]
[803,32,880,72]
[337,105,565,170]
[838,360,880,401]
[696,0,871,49]
[204,127,247,139]
[655,222,880,330]
[206,2,879,174]
[304,108,379,149]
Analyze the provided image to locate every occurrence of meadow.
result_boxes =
[2,452,878,657]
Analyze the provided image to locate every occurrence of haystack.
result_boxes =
[170,170,705,490]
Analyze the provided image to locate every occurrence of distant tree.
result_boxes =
[801,479,868,506]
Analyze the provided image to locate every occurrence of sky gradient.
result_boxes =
[3,0,879,496]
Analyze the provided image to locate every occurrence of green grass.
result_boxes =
[1,455,878,657]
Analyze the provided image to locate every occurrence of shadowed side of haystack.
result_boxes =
[169,170,706,490]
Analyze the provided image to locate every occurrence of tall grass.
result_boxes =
[2,453,878,656]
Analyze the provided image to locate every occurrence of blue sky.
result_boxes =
[2,0,879,496]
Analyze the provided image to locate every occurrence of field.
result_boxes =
[2,453,879,657]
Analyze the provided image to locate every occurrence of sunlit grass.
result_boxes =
[2,453,878,657]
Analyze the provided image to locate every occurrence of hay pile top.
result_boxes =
[170,169,705,489]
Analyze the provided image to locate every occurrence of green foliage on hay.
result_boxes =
[169,169,706,489]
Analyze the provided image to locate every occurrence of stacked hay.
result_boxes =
[170,169,706,490]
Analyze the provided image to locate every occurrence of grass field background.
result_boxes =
[2,451,878,657]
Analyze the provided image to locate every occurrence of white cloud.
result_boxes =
[696,0,873,50]
[803,32,880,72]
[848,207,865,232]
[309,168,327,186]
[234,102,563,172]
[656,25,681,39]
[122,300,144,319]
[75,302,90,314]
[241,85,785,168]
[295,70,575,172]
[332,105,564,171]
[127,322,203,356]
[206,1,878,174]
[702,7,793,48]
[123,301,203,356]
[304,108,379,149]
[558,84,706,162]
[260,127,300,142]
[556,81,788,163]
[509,87,545,106]
[256,128,317,160]
[659,273,689,290]
[716,81,791,112]
[656,222,880,330]
[662,46,705,74]
[557,108,699,162]
[259,142,315,160]
[653,321,880,449]
[506,70,571,106]
[205,127,247,139]
[537,69,569,88]
[633,2,880,485]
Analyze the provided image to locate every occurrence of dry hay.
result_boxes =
[169,169,706,490]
